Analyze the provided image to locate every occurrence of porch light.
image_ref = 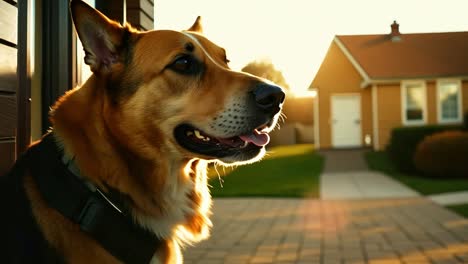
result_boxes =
[365,134,372,146]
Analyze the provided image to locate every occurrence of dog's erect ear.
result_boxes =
[187,16,203,33]
[70,0,129,74]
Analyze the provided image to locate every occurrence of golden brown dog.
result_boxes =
[1,0,284,263]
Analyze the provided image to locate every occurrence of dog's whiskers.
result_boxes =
[279,112,287,123]
[213,163,224,188]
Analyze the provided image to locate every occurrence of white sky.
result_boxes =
[154,0,468,93]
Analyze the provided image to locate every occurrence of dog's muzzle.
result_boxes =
[174,82,285,163]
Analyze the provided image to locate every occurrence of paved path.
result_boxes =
[182,150,468,263]
[184,198,468,264]
[321,171,420,199]
[319,149,468,205]
[320,149,369,173]
[430,192,468,206]
[319,149,420,200]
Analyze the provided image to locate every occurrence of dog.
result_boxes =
[1,0,284,263]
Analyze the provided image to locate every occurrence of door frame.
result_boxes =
[330,93,362,148]
[41,0,127,134]
[16,0,139,156]
[41,0,77,135]
[17,0,32,155]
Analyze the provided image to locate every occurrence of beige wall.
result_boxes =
[361,88,373,147]
[375,80,468,149]
[282,96,314,125]
[312,41,372,148]
[463,81,468,114]
[268,95,315,146]
[376,84,401,149]
[426,81,437,124]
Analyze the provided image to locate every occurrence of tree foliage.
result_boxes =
[241,60,289,90]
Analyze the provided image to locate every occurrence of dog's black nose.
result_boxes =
[253,84,285,112]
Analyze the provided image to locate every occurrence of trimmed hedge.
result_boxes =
[387,125,462,172]
[414,131,468,178]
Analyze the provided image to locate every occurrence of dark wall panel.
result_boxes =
[0,0,17,173]
[127,9,153,31]
[0,95,16,138]
[0,141,15,176]
[0,45,17,93]
[127,0,154,31]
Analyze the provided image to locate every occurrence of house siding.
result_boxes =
[376,80,468,150]
[0,0,18,175]
[376,84,401,150]
[312,41,372,148]
[361,88,373,147]
[463,81,468,115]
[127,0,154,31]
[282,96,314,125]
[426,81,437,124]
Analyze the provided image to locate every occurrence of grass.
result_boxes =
[208,144,323,198]
[447,204,468,218]
[365,151,468,195]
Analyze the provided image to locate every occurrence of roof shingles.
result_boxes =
[337,32,468,79]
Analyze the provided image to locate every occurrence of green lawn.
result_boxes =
[447,204,468,218]
[209,144,323,198]
[365,151,468,195]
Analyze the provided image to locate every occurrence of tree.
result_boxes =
[241,59,290,90]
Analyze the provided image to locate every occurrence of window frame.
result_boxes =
[436,79,463,124]
[401,80,428,125]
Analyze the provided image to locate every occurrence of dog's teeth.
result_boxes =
[194,130,205,139]
[203,137,211,142]
[242,141,249,148]
[186,131,194,136]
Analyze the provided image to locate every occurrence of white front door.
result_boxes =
[331,95,362,147]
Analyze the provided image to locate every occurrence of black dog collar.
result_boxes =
[28,132,162,264]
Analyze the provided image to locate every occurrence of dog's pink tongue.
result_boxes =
[240,130,270,147]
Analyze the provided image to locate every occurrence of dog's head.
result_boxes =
[71,1,285,165]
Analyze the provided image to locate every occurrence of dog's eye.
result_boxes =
[169,55,199,74]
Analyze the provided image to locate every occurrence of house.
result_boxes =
[268,94,315,146]
[310,21,468,150]
[0,0,155,175]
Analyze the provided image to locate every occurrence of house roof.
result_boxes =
[336,31,468,80]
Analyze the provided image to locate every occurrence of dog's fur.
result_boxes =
[1,1,284,263]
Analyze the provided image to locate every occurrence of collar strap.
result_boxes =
[29,133,162,264]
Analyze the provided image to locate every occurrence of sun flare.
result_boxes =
[155,0,468,94]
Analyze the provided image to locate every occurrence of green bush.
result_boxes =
[414,131,468,178]
[387,125,462,172]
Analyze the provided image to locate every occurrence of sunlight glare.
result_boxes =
[155,0,468,94]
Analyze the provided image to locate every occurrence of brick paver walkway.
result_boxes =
[184,198,468,264]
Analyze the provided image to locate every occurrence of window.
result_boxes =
[402,81,427,124]
[437,80,462,123]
